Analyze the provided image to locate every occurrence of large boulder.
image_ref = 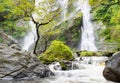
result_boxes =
[103,51,120,82]
[39,40,74,64]
[0,43,53,79]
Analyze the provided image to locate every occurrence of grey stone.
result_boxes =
[0,43,54,79]
[103,51,120,82]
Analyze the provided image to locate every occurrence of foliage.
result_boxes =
[111,26,120,47]
[39,40,74,64]
[100,28,111,42]
[0,0,34,38]
[0,0,34,21]
[90,0,120,49]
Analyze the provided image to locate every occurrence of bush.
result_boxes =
[39,40,74,64]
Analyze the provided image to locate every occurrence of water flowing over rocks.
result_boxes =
[0,43,54,79]
[103,51,120,82]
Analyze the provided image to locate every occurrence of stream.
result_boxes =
[0,56,114,83]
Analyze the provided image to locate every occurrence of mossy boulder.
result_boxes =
[39,40,74,64]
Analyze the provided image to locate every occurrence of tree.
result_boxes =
[0,0,35,38]
[0,0,60,54]
[31,7,60,54]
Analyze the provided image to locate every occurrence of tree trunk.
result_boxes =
[33,24,40,54]
[31,13,57,55]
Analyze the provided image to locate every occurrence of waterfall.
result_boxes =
[22,21,37,51]
[57,0,68,20]
[22,0,97,51]
[76,0,97,51]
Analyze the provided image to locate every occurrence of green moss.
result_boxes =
[59,62,67,70]
[39,40,74,64]
[80,51,95,56]
[77,51,115,57]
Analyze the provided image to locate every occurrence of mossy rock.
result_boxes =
[59,60,72,70]
[79,51,96,56]
[39,40,74,64]
[76,51,115,57]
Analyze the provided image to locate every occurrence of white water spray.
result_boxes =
[76,0,97,51]
[48,56,112,83]
[22,21,37,51]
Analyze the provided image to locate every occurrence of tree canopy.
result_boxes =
[0,0,35,38]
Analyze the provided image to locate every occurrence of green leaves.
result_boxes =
[90,0,120,47]
[0,0,34,38]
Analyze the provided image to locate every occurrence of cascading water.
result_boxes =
[76,0,97,51]
[22,0,47,51]
[22,0,59,51]
[47,56,113,83]
[57,0,68,20]
[22,21,37,51]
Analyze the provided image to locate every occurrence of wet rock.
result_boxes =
[9,44,21,51]
[103,51,120,82]
[59,60,72,70]
[0,43,54,79]
[59,60,80,70]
